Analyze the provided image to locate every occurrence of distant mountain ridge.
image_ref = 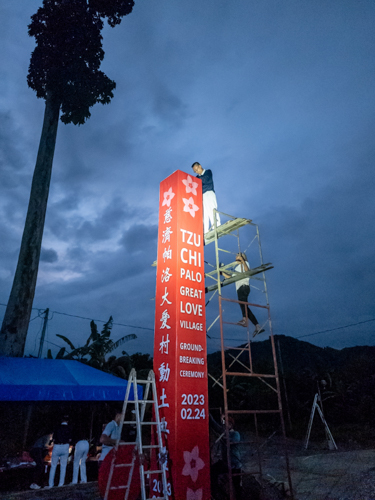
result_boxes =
[207,335,375,431]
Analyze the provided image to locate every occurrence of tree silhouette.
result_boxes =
[0,0,134,356]
[49,316,137,378]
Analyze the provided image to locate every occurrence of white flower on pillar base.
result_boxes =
[182,446,205,482]
[182,197,199,218]
[186,488,203,500]
[182,175,198,196]
[162,187,175,207]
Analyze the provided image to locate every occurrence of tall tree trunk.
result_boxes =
[0,93,60,357]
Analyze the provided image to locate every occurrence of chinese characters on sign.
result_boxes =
[153,171,210,499]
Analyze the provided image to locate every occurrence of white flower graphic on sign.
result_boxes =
[182,175,198,196]
[183,197,199,218]
[187,488,203,500]
[162,187,175,207]
[182,446,205,482]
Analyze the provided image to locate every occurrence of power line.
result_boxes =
[0,302,154,332]
[296,318,375,339]
[29,314,41,323]
[51,310,154,332]
[206,318,375,342]
[32,316,45,355]
[45,339,65,350]
[0,303,44,315]
[1,302,373,339]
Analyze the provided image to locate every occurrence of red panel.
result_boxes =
[98,447,141,500]
[153,170,210,500]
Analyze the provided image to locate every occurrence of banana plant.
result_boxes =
[47,316,137,378]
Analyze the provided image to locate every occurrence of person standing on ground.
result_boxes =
[223,252,264,337]
[72,439,90,484]
[29,432,53,489]
[192,162,221,234]
[48,415,72,488]
[99,409,123,465]
[210,413,242,500]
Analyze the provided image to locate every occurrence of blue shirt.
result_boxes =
[196,169,215,194]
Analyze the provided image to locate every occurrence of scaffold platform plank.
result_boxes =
[205,263,273,293]
[205,260,238,278]
[204,217,252,245]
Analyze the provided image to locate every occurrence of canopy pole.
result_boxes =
[23,404,33,450]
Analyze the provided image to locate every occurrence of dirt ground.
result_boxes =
[1,439,375,500]
[241,436,375,500]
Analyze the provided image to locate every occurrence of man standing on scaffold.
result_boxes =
[192,162,221,234]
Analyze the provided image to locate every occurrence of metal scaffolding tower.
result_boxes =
[205,210,294,500]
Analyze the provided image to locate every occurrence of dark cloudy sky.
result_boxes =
[1,0,374,358]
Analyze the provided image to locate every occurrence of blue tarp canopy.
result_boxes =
[0,358,142,401]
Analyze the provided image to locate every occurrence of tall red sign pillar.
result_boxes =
[153,170,210,500]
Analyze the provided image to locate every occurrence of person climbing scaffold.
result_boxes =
[222,252,265,337]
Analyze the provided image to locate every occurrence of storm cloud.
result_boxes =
[0,0,374,357]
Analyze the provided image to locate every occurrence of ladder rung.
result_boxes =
[120,421,159,426]
[125,399,157,404]
[123,399,156,404]
[114,463,132,468]
[110,485,128,490]
[118,441,137,445]
[145,469,165,475]
[142,445,160,449]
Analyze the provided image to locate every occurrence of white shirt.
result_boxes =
[234,261,250,290]
[100,420,121,461]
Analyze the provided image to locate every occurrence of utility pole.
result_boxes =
[277,339,293,431]
[38,308,49,358]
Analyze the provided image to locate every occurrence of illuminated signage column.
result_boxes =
[153,170,210,500]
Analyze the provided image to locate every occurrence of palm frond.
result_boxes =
[109,334,137,353]
[90,320,99,342]
[56,347,66,359]
[56,334,76,351]
[101,316,113,339]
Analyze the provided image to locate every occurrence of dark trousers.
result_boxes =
[237,285,258,326]
[30,447,45,485]
[211,460,242,500]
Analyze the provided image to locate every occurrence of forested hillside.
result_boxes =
[207,335,375,442]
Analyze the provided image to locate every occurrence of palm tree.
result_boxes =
[0,0,134,356]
